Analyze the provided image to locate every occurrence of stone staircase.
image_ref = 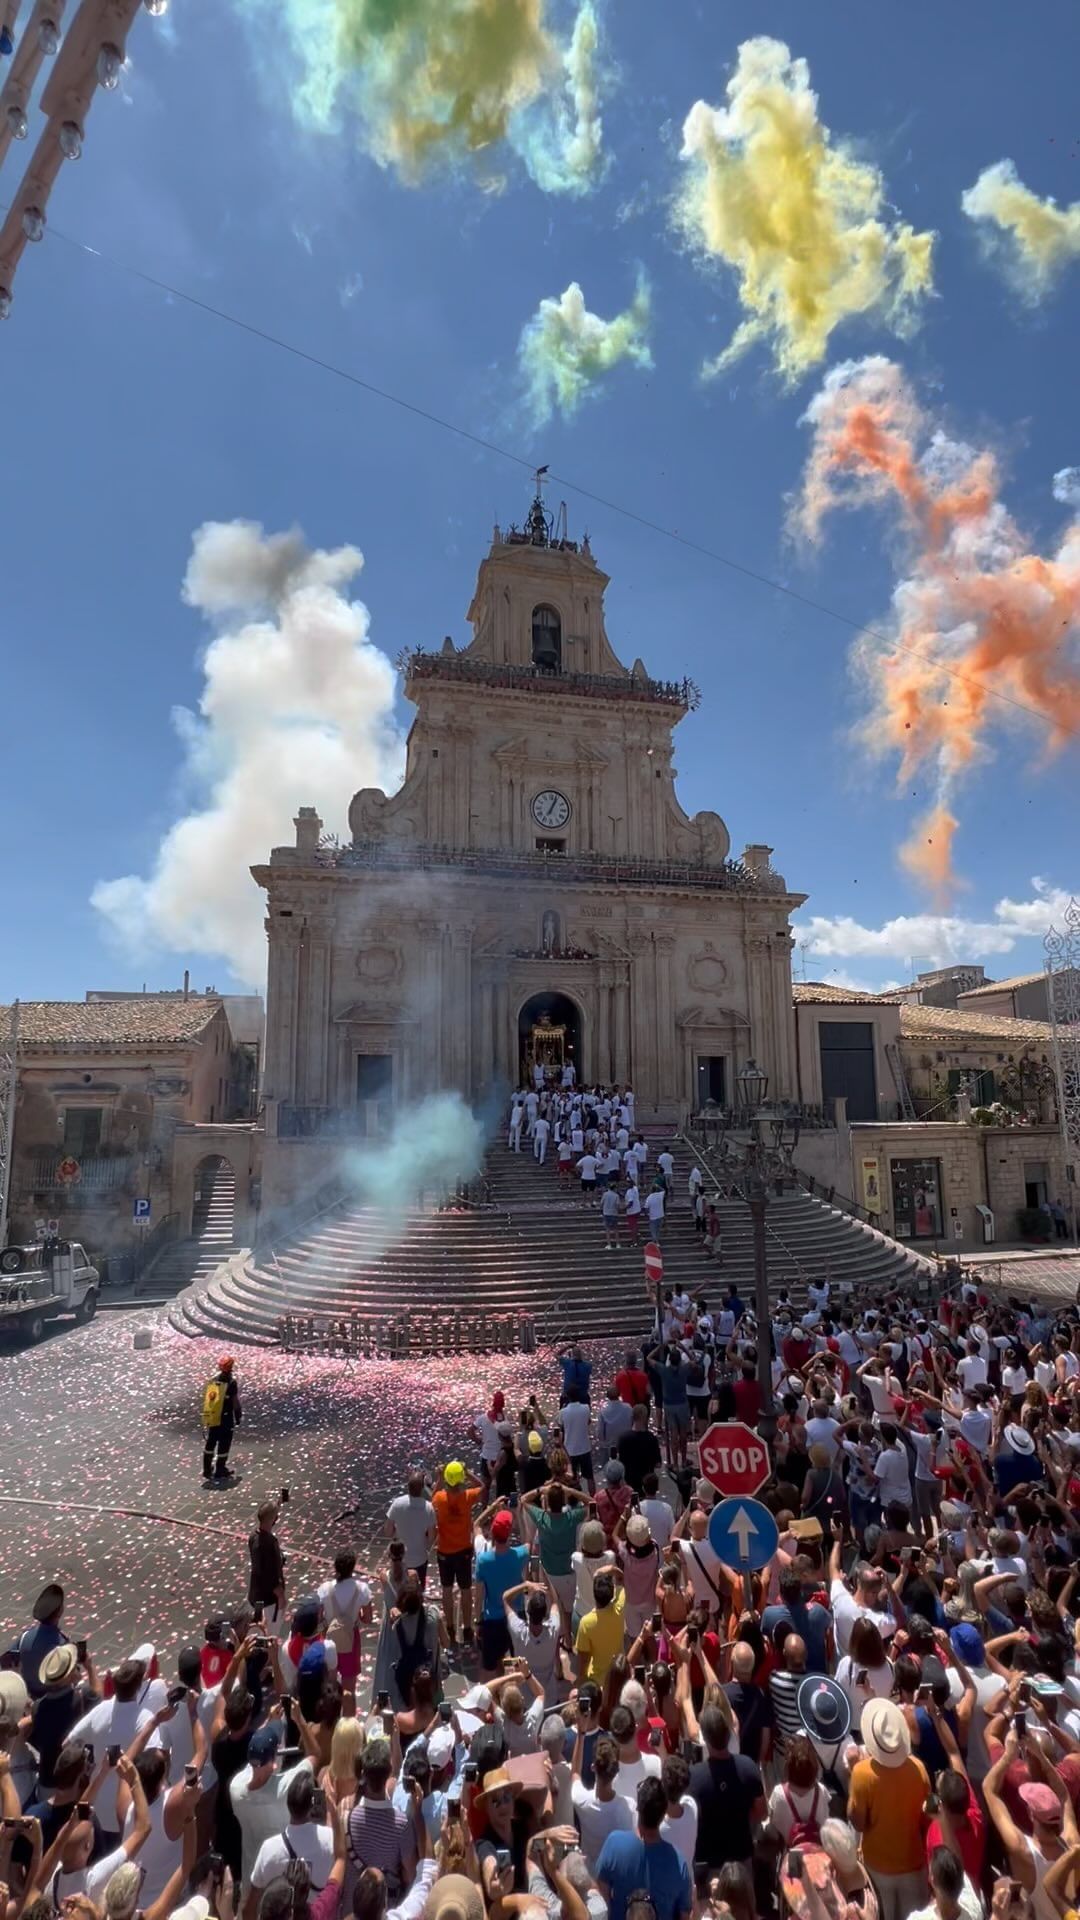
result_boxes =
[169,1127,933,1346]
[143,1160,240,1303]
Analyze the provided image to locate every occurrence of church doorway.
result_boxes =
[518,991,582,1087]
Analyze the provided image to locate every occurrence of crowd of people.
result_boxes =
[6,1216,1080,1920]
[506,1079,720,1256]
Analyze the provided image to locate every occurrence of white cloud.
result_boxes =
[796,878,1077,967]
[92,520,405,986]
[1053,467,1080,507]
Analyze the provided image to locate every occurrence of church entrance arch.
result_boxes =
[518,991,583,1086]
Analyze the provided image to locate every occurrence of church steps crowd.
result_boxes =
[6,1095,1080,1920]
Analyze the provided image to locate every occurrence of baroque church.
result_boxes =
[254,489,806,1210]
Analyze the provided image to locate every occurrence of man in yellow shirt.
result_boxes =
[848,1698,930,1920]
[575,1570,625,1684]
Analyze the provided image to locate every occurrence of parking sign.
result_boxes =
[133,1198,152,1225]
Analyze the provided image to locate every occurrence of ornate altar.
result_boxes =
[525,1013,567,1077]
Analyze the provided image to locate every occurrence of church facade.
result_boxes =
[254,495,806,1210]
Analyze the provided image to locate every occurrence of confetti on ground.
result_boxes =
[0,1311,625,1669]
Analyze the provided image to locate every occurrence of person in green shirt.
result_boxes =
[523,1481,586,1632]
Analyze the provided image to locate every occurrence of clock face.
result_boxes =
[532,789,571,830]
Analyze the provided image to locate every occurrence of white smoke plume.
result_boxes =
[92,520,405,986]
[962,160,1080,299]
[338,1092,485,1243]
[1053,468,1080,507]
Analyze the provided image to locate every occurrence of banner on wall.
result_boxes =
[860,1156,882,1212]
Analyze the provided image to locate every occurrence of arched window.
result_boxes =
[531,604,562,672]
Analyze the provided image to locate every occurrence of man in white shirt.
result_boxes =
[632,1138,648,1176]
[676,1511,725,1617]
[804,1403,843,1464]
[639,1477,675,1548]
[657,1150,675,1193]
[533,1114,551,1164]
[385,1473,437,1577]
[828,1531,897,1656]
[623,1182,641,1242]
[69,1658,160,1834]
[230,1723,313,1893]
[246,1767,333,1917]
[525,1089,540,1135]
[572,1734,634,1872]
[957,1342,988,1391]
[44,1756,151,1908]
[644,1187,665,1239]
[873,1427,912,1508]
[609,1703,661,1805]
[508,1100,524,1151]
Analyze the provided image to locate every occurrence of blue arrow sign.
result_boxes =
[707,1495,779,1571]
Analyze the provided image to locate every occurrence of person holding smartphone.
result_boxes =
[247,1768,334,1915]
[33,1754,151,1908]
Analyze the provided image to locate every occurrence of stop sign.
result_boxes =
[643,1241,663,1283]
[698,1421,771,1497]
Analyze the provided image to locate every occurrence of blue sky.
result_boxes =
[2,0,1078,1003]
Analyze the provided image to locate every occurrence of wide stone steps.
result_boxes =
[169,1131,932,1346]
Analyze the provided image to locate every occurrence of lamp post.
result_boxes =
[736,1057,778,1446]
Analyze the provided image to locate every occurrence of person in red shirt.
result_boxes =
[615,1351,651,1408]
[782,1324,813,1374]
[925,1768,986,1886]
[732,1362,762,1428]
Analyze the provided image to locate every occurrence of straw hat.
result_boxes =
[860,1697,911,1768]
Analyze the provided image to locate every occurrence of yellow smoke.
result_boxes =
[674,37,934,384]
[962,160,1080,297]
[239,0,604,196]
[518,272,652,424]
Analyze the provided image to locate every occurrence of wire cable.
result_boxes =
[29,218,1073,735]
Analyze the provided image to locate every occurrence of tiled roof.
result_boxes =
[793,982,885,1004]
[898,1003,1054,1045]
[2,999,222,1048]
[957,970,1044,998]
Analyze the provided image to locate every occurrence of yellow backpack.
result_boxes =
[202,1378,226,1428]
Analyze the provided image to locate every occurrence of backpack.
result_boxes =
[392,1613,430,1702]
[782,1783,822,1849]
[202,1378,226,1428]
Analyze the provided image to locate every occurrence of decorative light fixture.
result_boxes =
[38,17,60,53]
[21,205,46,242]
[5,101,27,138]
[59,119,83,158]
[736,1058,768,1112]
[96,41,122,87]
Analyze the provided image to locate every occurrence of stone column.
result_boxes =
[496,979,512,1084]
[770,931,798,1099]
[596,969,612,1083]
[745,931,775,1086]
[479,979,495,1090]
[264,919,302,1102]
[418,924,442,1094]
[449,925,473,1092]
[613,975,631,1084]
[301,913,333,1105]
[655,935,676,1101]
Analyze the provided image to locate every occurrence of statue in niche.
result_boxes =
[542,910,560,955]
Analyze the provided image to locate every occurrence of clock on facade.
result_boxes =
[532,790,571,829]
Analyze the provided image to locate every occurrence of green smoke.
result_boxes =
[234,0,605,195]
[518,271,653,425]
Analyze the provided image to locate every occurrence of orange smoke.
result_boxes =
[794,356,1080,896]
[899,806,959,904]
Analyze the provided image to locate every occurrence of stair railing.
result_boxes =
[677,1130,813,1288]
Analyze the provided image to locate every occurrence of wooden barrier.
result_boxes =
[275,1308,536,1358]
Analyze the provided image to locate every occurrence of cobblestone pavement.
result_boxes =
[0,1311,619,1674]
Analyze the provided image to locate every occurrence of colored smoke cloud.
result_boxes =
[962,160,1080,298]
[792,356,1080,899]
[92,520,405,985]
[339,1092,485,1247]
[518,271,652,425]
[233,0,605,196]
[674,36,933,385]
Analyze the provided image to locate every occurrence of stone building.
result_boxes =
[255,495,805,1213]
[3,994,258,1264]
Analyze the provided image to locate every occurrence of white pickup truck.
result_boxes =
[0,1238,99,1342]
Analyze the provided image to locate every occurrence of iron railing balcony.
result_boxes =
[28,1153,131,1192]
[398,646,701,712]
[333,841,770,893]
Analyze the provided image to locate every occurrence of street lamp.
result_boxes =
[739,1137,778,1446]
[737,1058,768,1116]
